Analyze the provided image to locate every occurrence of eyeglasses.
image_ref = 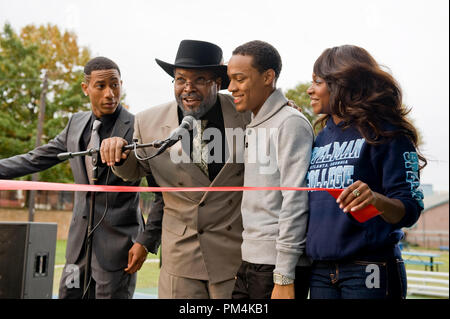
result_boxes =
[172,77,216,88]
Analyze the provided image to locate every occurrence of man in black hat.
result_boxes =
[100,40,250,298]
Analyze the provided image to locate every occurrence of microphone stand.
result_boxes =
[56,140,163,299]
[83,154,97,299]
[56,140,163,161]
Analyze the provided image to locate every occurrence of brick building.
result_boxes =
[404,185,449,249]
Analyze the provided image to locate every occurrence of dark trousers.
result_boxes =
[309,258,407,299]
[232,261,311,299]
[58,247,136,299]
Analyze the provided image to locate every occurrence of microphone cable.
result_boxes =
[134,137,176,161]
[81,126,115,298]
[81,166,111,299]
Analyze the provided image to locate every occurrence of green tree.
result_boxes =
[284,82,318,130]
[0,23,91,182]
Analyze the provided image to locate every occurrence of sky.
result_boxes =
[1,0,449,191]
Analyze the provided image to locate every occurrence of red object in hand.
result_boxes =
[326,189,381,223]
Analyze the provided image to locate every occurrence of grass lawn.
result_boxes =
[402,247,449,299]
[52,240,448,299]
[402,248,449,273]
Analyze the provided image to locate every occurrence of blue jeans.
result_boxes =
[309,258,407,299]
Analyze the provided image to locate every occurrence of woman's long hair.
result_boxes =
[313,45,427,169]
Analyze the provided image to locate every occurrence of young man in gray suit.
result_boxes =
[0,57,155,298]
[100,40,250,299]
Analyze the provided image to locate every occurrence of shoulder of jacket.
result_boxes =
[119,105,133,116]
[67,110,91,125]
[71,110,91,118]
[275,106,313,131]
[136,101,176,118]
[219,93,251,123]
[117,106,135,125]
[219,93,234,103]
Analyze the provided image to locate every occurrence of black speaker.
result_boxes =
[0,222,57,299]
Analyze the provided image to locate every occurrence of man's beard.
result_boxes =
[176,91,217,119]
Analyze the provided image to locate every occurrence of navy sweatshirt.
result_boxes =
[306,118,424,261]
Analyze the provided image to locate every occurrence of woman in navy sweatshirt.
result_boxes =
[305,45,426,299]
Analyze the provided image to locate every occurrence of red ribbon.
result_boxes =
[0,179,380,223]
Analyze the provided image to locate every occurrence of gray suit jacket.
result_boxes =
[114,94,251,284]
[0,106,144,271]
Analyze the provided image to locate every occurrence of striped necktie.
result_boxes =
[85,119,102,184]
[192,119,209,177]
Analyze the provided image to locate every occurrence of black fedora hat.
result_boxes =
[155,40,229,90]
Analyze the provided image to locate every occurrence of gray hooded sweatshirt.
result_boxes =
[241,88,314,279]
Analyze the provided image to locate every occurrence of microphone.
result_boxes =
[56,116,195,161]
[152,115,195,157]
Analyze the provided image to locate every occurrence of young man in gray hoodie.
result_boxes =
[227,40,314,299]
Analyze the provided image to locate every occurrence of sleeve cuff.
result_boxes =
[274,250,300,279]
[394,198,422,228]
[136,231,161,255]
